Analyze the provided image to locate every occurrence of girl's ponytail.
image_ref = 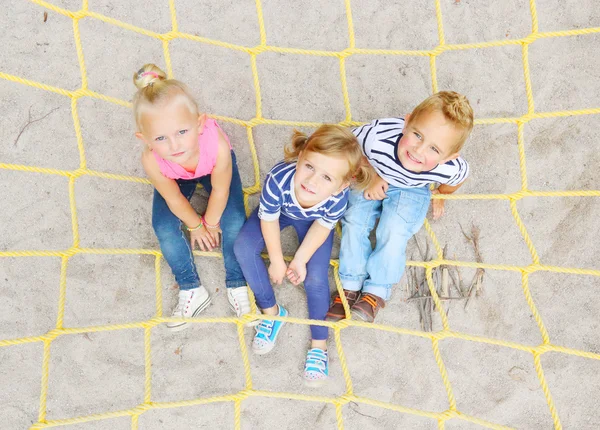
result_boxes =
[284,129,309,162]
[132,63,198,132]
[133,64,167,102]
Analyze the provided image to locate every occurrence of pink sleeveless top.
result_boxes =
[153,118,232,180]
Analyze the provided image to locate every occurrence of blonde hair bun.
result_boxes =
[133,64,167,90]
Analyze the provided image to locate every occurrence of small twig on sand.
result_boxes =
[407,295,465,302]
[13,105,59,146]
[349,402,377,419]
[462,223,486,309]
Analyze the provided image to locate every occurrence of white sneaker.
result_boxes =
[167,286,211,332]
[227,286,259,326]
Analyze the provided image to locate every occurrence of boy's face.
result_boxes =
[397,110,462,172]
[136,99,203,166]
[294,150,349,208]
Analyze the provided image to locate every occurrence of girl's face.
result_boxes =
[136,99,203,167]
[294,150,350,208]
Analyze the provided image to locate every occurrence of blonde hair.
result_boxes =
[132,64,199,132]
[407,91,474,153]
[284,125,375,190]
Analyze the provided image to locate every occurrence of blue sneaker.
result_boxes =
[303,348,329,387]
[252,304,288,355]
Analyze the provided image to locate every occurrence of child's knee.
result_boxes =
[304,276,330,300]
[233,234,247,261]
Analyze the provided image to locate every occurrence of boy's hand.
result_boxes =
[286,258,307,286]
[268,259,288,285]
[364,176,389,200]
[190,226,217,251]
[431,189,445,220]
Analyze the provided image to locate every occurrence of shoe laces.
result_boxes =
[230,287,250,311]
[172,290,194,317]
[361,294,379,310]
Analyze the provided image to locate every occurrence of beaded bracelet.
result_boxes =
[202,216,220,229]
[186,220,204,232]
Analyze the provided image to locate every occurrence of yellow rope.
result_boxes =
[0,0,597,428]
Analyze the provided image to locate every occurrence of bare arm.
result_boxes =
[204,131,233,226]
[142,149,201,229]
[364,171,389,201]
[431,182,465,220]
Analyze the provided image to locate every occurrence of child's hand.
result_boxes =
[190,226,217,251]
[286,259,307,286]
[205,225,222,247]
[431,189,445,220]
[364,176,389,200]
[268,259,288,285]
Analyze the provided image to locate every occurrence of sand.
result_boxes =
[1,0,599,429]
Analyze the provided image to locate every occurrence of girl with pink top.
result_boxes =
[133,63,252,331]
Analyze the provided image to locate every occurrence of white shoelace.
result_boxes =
[172,290,194,316]
[230,288,251,314]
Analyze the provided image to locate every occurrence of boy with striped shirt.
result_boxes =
[327,91,475,323]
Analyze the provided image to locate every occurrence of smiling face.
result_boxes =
[397,109,463,172]
[293,150,350,207]
[136,96,203,167]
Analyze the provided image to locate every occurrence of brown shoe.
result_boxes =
[325,289,361,322]
[350,293,385,323]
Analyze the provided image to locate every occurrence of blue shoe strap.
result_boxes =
[307,348,328,360]
[306,348,328,371]
[256,320,273,337]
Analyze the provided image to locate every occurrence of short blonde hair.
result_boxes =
[284,125,375,190]
[407,91,474,153]
[132,64,198,132]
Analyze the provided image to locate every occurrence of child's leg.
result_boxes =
[152,182,201,290]
[362,186,431,300]
[338,189,382,292]
[293,220,335,345]
[233,208,294,310]
[234,209,292,354]
[293,220,334,386]
[198,151,246,288]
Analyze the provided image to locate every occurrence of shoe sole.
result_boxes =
[350,308,374,323]
[252,311,287,355]
[167,295,212,332]
[304,377,328,388]
[325,314,345,322]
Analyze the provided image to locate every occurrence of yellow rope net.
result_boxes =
[1,0,600,429]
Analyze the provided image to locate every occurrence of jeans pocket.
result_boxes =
[395,191,428,223]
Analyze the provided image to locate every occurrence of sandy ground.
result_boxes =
[1,0,600,429]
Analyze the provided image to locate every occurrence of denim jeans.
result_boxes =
[152,151,247,290]
[233,208,334,340]
[338,185,431,300]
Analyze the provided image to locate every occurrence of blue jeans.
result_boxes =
[338,185,431,300]
[152,151,247,290]
[233,208,334,340]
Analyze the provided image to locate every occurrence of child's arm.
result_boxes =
[286,221,331,285]
[432,182,464,220]
[142,150,215,251]
[364,171,389,201]
[202,131,234,245]
[142,150,201,228]
[261,219,288,285]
